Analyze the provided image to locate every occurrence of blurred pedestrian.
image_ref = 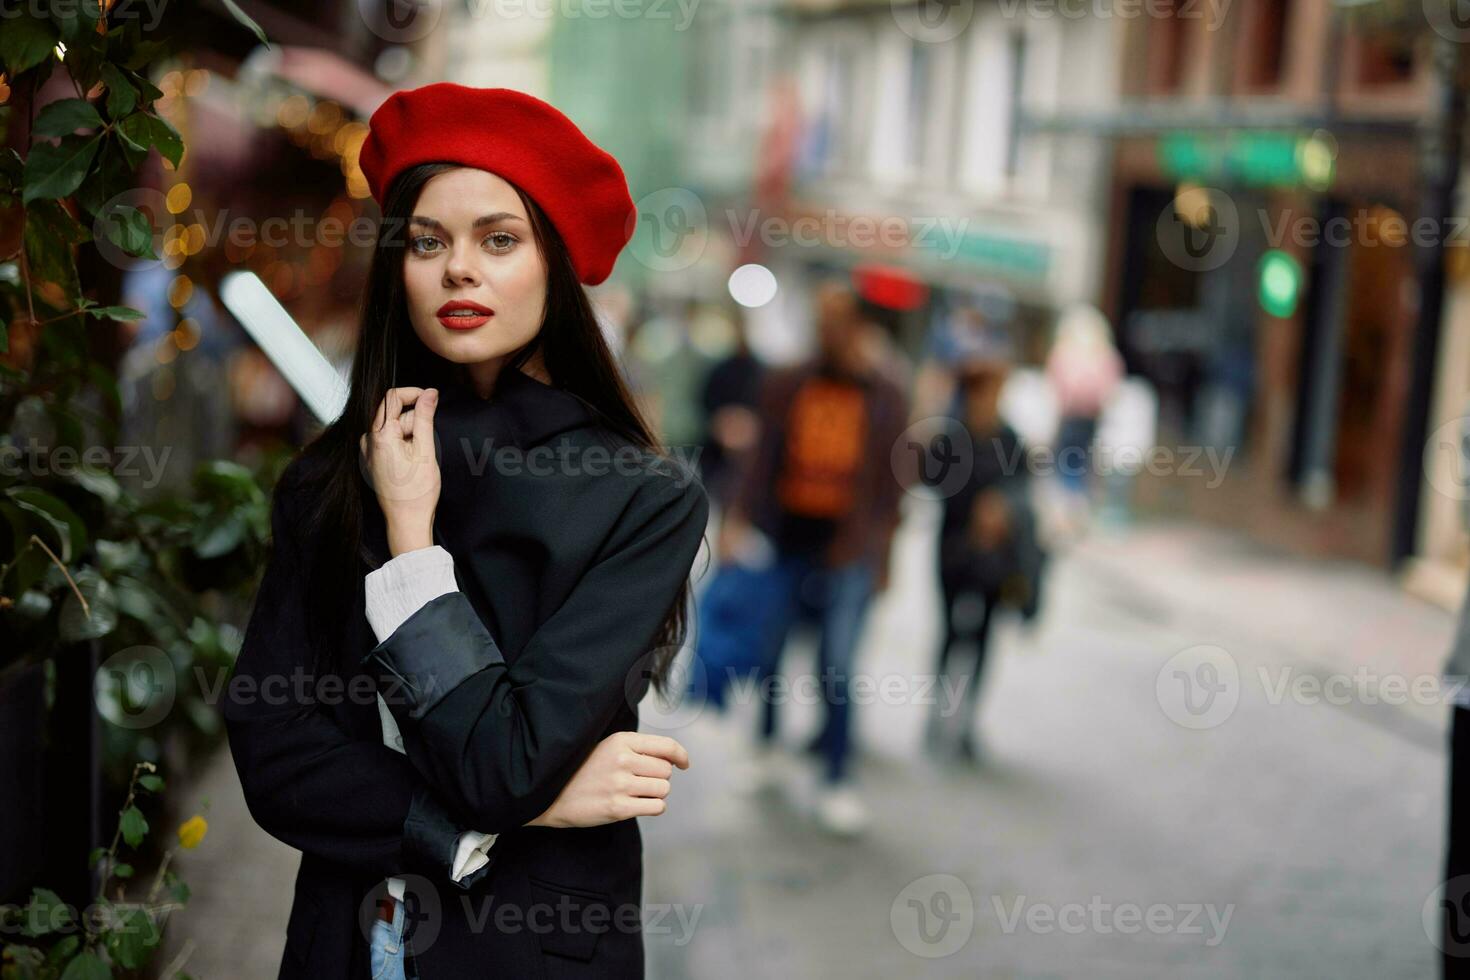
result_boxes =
[719,278,911,836]
[922,321,1043,763]
[698,314,765,513]
[1045,302,1123,530]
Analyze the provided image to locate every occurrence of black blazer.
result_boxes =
[223,369,709,979]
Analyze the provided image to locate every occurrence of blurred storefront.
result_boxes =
[1034,0,1450,569]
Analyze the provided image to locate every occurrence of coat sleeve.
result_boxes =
[363,477,710,835]
[222,475,495,889]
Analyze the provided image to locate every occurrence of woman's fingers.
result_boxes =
[625,775,671,799]
[370,387,429,441]
[630,754,675,779]
[412,388,438,454]
[628,733,689,770]
[623,797,668,818]
[385,387,401,434]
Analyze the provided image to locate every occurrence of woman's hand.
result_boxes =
[526,731,690,829]
[360,387,440,557]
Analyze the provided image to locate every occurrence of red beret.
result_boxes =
[358,83,636,286]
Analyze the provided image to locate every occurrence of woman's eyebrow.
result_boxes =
[408,213,527,231]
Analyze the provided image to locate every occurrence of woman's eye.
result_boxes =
[409,235,442,255]
[484,232,517,253]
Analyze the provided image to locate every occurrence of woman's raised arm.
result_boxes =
[223,475,496,888]
[363,476,709,835]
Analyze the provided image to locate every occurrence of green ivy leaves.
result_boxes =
[33,100,106,139]
[0,16,59,77]
[22,135,102,205]
[118,806,148,849]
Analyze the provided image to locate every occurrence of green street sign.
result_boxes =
[1159,131,1336,190]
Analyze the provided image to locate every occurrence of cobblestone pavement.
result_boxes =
[164,506,1458,979]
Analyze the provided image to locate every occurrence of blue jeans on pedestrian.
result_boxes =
[753,550,875,784]
[369,897,407,980]
[1055,415,1097,495]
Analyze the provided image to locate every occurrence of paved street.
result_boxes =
[166,503,1458,978]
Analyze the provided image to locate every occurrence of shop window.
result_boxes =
[1145,0,1190,96]
[1241,0,1290,89]
[907,41,933,174]
[1005,30,1028,178]
[1354,32,1415,87]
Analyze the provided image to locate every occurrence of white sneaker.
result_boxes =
[731,742,795,797]
[813,785,870,837]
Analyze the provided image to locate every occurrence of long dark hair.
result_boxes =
[288,162,698,693]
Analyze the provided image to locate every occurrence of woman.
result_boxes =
[223,84,709,979]
[1044,302,1122,515]
[923,323,1039,764]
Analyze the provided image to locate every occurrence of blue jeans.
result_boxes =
[369,897,407,980]
[1055,415,1097,495]
[753,550,875,784]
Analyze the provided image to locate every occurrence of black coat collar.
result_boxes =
[359,370,596,572]
[436,368,594,449]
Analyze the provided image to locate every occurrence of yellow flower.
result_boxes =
[177,815,208,850]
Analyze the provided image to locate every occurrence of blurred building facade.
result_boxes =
[669,0,1122,363]
[158,0,1470,586]
[1031,0,1451,569]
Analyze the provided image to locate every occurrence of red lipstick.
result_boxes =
[437,300,495,330]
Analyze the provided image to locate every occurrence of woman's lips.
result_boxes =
[438,312,493,330]
[437,301,495,331]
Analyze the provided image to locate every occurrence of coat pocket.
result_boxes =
[525,876,615,963]
[281,895,323,969]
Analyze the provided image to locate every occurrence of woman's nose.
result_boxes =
[443,249,481,287]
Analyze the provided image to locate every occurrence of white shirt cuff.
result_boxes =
[364,545,459,642]
[450,830,499,881]
[369,546,494,894]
